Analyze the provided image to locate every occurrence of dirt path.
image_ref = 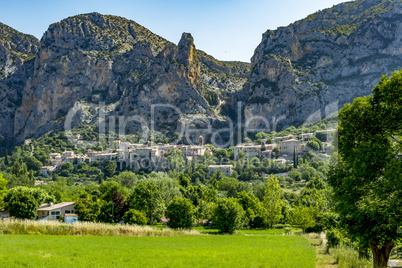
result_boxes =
[389,259,402,268]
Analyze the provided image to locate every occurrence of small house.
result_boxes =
[37,202,75,221]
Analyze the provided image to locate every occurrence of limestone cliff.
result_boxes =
[0,23,39,143]
[244,0,402,130]
[12,13,217,141]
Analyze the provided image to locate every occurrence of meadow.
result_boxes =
[0,234,316,268]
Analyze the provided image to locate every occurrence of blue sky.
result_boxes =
[0,0,347,62]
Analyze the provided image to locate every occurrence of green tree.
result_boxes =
[166,197,195,229]
[237,191,265,228]
[123,209,147,225]
[144,173,182,205]
[218,177,239,198]
[4,186,52,219]
[104,160,117,177]
[289,205,316,232]
[113,171,138,188]
[212,198,244,234]
[60,162,74,173]
[24,155,43,172]
[329,71,402,268]
[272,147,280,159]
[306,140,320,151]
[262,175,284,227]
[74,198,101,222]
[0,174,9,211]
[128,181,164,223]
[309,136,323,150]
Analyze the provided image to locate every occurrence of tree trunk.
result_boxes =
[358,250,368,260]
[369,242,394,268]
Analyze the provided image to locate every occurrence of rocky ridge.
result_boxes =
[244,0,402,130]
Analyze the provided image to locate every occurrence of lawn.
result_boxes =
[0,235,315,268]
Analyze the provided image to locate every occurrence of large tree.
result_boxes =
[166,197,195,229]
[263,175,284,227]
[329,71,402,268]
[128,181,164,223]
[4,186,52,219]
[212,198,244,234]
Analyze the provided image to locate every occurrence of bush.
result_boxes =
[212,198,244,234]
[123,209,147,226]
[166,197,195,229]
[326,229,342,251]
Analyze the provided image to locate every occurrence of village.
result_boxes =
[39,129,336,180]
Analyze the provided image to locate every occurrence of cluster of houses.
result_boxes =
[40,136,217,177]
[40,130,335,179]
[234,129,335,161]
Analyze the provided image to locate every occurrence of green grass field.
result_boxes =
[0,235,315,267]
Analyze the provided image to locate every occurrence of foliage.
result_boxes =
[143,173,182,204]
[329,71,402,268]
[237,191,265,228]
[217,176,239,198]
[74,198,102,222]
[212,198,244,234]
[123,209,147,225]
[306,140,320,151]
[263,175,284,227]
[289,205,316,232]
[128,181,164,223]
[326,228,342,251]
[4,186,52,219]
[0,174,9,210]
[166,197,195,229]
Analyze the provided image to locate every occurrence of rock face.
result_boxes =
[244,0,402,130]
[1,0,402,145]
[11,13,219,141]
[0,23,39,143]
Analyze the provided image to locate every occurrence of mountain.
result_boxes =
[6,13,249,144]
[0,0,401,146]
[243,0,402,130]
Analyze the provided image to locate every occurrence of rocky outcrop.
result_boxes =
[0,23,39,143]
[244,0,402,130]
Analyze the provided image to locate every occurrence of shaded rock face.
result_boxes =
[244,0,402,130]
[0,23,39,143]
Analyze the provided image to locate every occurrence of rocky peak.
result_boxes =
[41,12,170,58]
[177,33,200,86]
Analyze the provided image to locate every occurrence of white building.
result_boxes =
[37,202,75,221]
[208,165,233,177]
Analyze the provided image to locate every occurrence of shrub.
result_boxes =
[166,197,195,229]
[123,209,147,226]
[212,198,244,234]
[326,229,342,251]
